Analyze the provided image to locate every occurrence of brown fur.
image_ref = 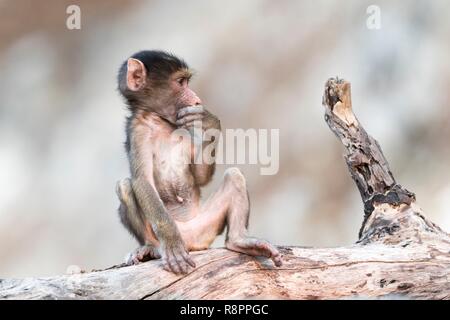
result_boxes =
[116,51,282,274]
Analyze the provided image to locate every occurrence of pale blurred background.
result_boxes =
[0,0,449,277]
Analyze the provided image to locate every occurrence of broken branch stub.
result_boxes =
[322,77,416,238]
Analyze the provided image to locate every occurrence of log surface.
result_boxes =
[1,244,449,300]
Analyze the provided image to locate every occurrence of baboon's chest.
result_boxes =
[152,135,196,207]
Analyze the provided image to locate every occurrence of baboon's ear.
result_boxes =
[126,58,147,91]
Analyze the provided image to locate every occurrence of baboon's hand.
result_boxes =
[160,237,196,274]
[176,105,220,131]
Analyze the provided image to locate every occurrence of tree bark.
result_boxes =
[1,78,449,300]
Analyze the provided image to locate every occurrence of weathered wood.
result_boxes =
[323,78,416,237]
[1,246,449,300]
[1,77,448,300]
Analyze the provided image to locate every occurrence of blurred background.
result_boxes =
[0,0,449,277]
